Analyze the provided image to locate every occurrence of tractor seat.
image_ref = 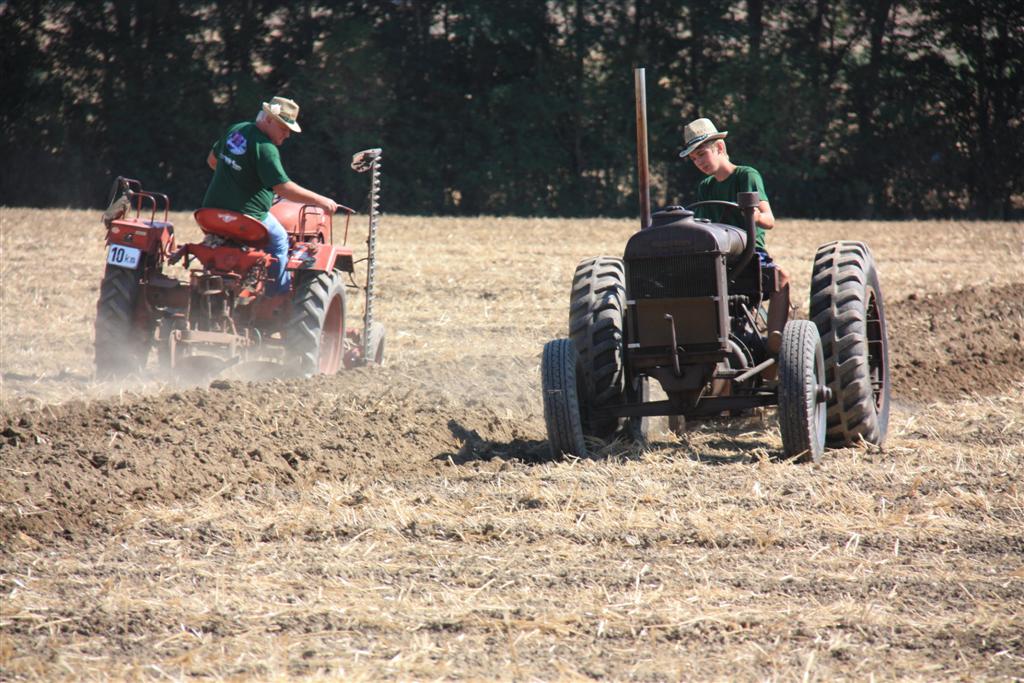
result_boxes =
[193,208,268,246]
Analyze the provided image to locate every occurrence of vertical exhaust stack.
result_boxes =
[634,67,651,231]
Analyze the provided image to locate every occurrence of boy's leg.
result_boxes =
[262,213,291,296]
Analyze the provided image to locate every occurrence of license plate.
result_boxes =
[106,244,141,269]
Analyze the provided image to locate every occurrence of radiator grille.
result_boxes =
[627,255,718,298]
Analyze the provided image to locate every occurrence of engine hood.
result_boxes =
[624,207,747,260]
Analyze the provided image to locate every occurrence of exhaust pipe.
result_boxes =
[634,67,651,231]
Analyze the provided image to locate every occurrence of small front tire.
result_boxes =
[777,320,827,463]
[542,339,589,458]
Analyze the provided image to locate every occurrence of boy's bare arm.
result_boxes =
[755,200,775,230]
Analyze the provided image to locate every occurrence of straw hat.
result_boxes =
[679,118,727,157]
[262,96,302,133]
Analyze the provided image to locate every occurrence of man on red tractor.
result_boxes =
[202,95,338,296]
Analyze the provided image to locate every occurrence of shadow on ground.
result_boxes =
[439,420,550,465]
[440,418,785,467]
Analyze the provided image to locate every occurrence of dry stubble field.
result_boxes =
[1,207,1023,681]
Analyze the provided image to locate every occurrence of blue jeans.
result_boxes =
[262,212,291,296]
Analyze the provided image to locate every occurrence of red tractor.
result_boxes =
[94,149,384,379]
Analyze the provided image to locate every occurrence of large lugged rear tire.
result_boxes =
[285,270,346,376]
[568,256,626,439]
[777,320,827,462]
[94,264,150,378]
[541,339,589,458]
[809,241,891,447]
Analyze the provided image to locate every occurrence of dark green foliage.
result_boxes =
[1,0,1020,218]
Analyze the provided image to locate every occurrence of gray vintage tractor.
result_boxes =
[540,71,890,461]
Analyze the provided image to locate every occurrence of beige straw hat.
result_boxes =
[262,96,302,133]
[679,118,728,157]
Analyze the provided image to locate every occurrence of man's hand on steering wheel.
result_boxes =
[320,197,338,215]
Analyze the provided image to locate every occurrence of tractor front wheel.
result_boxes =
[542,339,589,458]
[285,271,347,376]
[94,264,151,378]
[777,320,827,462]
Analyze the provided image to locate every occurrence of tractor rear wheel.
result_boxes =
[542,339,589,458]
[809,241,890,447]
[286,270,346,376]
[94,264,150,378]
[569,256,626,439]
[777,320,827,462]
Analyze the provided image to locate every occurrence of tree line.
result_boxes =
[2,0,1021,218]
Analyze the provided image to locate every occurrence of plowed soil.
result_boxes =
[889,282,1024,402]
[2,209,1022,680]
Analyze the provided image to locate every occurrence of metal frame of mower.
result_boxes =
[94,148,385,379]
[541,70,890,461]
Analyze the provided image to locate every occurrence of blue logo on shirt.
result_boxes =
[226,131,247,155]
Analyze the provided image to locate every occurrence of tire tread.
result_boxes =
[809,241,890,447]
[567,256,626,437]
[285,271,345,376]
[94,265,148,377]
[542,339,588,458]
[778,320,825,462]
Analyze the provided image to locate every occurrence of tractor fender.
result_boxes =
[292,244,354,273]
[107,218,174,257]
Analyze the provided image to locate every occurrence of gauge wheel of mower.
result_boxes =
[365,322,386,365]
[569,256,626,439]
[542,339,590,458]
[809,241,891,447]
[94,264,151,378]
[777,320,827,463]
[286,270,347,376]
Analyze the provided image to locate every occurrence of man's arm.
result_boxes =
[755,200,775,230]
[272,181,338,214]
[207,151,217,170]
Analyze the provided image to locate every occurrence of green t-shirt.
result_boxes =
[202,122,289,220]
[694,166,768,250]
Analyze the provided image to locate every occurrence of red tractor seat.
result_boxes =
[193,208,268,245]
